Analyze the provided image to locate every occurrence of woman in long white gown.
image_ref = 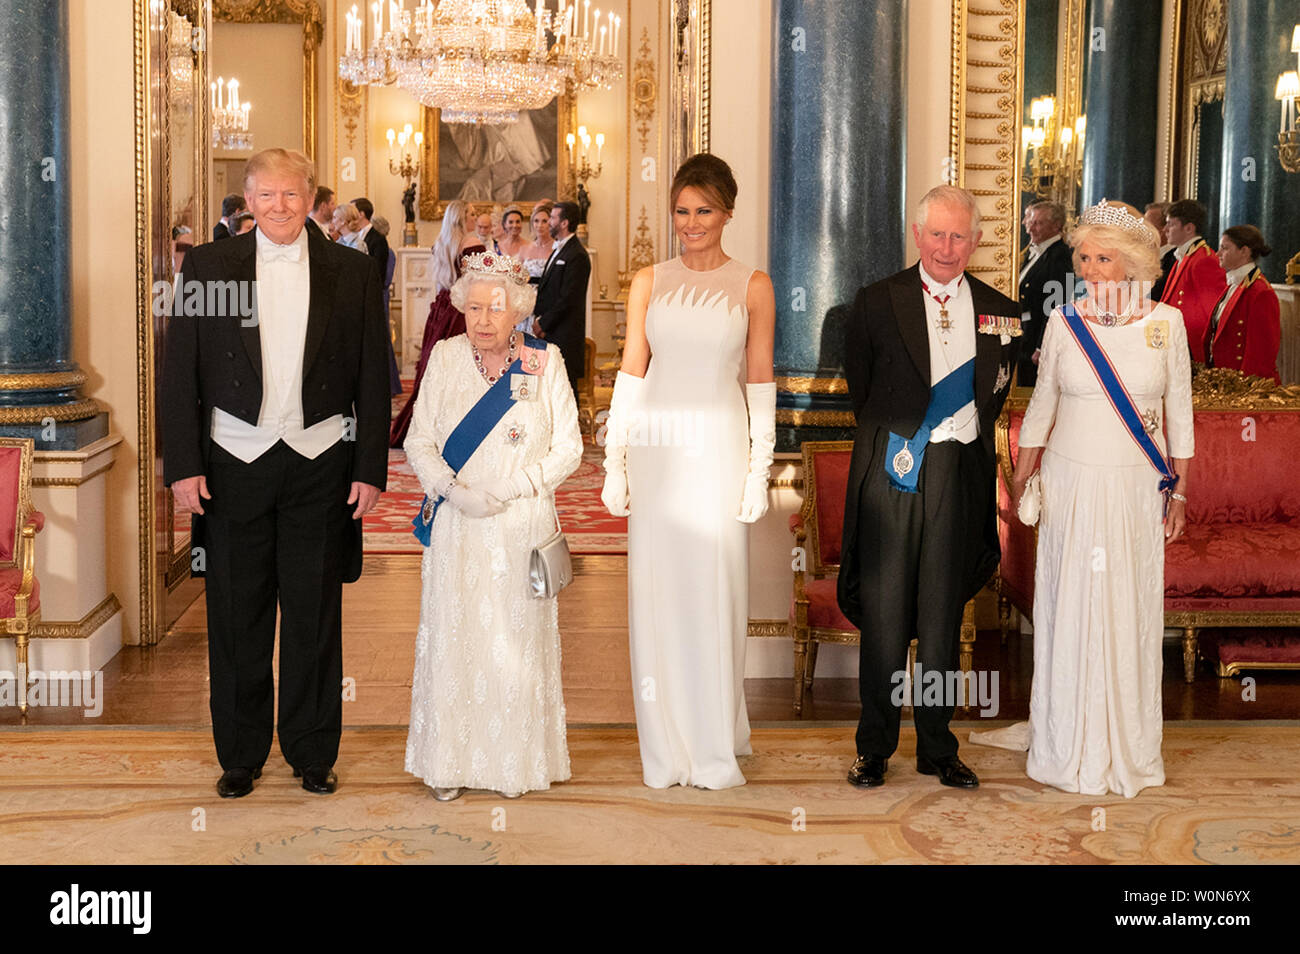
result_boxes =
[403,253,583,799]
[600,154,776,789]
[986,200,1194,798]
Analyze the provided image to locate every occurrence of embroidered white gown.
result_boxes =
[982,303,1194,798]
[626,256,756,789]
[403,334,583,794]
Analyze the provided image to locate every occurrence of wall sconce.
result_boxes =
[1276,25,1300,174]
[1020,96,1084,214]
[565,124,606,240]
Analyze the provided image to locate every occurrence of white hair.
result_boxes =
[449,272,537,318]
[915,185,981,235]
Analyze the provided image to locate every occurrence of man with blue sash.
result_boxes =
[837,186,1022,790]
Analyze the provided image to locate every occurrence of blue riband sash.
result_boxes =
[411,333,540,546]
[884,358,975,493]
[1059,305,1178,508]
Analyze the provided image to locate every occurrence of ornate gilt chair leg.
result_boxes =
[1182,626,1198,684]
[792,629,808,718]
[959,599,976,673]
[16,626,29,716]
[804,639,819,691]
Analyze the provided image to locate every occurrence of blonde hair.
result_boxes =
[915,185,981,234]
[431,200,468,293]
[1069,222,1162,285]
[331,203,362,233]
[243,148,315,192]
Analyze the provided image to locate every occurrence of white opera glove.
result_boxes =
[600,370,645,517]
[737,382,776,523]
[476,471,537,503]
[445,482,507,519]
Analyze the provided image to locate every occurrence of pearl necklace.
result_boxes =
[473,332,518,384]
[1088,283,1139,327]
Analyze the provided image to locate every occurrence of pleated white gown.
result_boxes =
[626,256,755,789]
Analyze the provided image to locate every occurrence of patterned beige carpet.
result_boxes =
[2,724,1297,864]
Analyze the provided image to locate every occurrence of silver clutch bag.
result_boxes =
[529,522,572,599]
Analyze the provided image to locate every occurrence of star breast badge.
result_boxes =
[995,363,1010,392]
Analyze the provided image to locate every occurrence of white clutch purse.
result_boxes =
[1017,472,1042,527]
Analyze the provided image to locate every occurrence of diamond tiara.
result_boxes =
[460,251,530,285]
[1077,198,1159,247]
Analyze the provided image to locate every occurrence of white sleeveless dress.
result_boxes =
[626,256,755,789]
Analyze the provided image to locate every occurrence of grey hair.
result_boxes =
[1026,200,1066,230]
[449,272,537,317]
[915,185,981,235]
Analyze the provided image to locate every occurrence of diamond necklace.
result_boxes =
[473,332,518,384]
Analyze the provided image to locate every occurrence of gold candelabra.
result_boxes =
[1020,96,1084,214]
[565,125,605,240]
[387,123,423,247]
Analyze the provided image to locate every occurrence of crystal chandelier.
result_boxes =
[211,77,253,152]
[340,0,623,125]
[167,11,194,110]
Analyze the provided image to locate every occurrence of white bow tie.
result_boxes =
[259,242,304,264]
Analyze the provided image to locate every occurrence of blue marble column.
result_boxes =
[1222,0,1300,284]
[0,0,102,448]
[769,0,906,448]
[1079,0,1162,211]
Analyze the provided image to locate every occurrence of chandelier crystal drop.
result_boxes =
[340,0,623,125]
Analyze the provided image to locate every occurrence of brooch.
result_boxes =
[521,346,547,374]
[978,314,1023,336]
[892,441,914,476]
[506,422,526,445]
[1141,408,1160,434]
[1145,320,1168,350]
[421,497,435,522]
[510,373,537,401]
[994,363,1010,392]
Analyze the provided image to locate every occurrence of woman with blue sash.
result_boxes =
[402,251,583,801]
[992,200,1195,798]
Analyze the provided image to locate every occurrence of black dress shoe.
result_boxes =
[217,766,261,798]
[847,754,888,788]
[917,754,979,788]
[295,764,337,794]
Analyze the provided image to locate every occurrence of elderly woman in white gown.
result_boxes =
[403,251,583,801]
[975,200,1194,799]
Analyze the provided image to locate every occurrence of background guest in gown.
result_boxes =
[403,253,582,801]
[497,206,528,259]
[332,203,362,248]
[1205,225,1281,382]
[389,200,486,447]
[1008,200,1193,798]
[520,201,555,284]
[837,185,1022,791]
[1017,200,1073,386]
[1158,199,1225,363]
[601,154,776,789]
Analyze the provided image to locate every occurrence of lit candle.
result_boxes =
[387,127,396,154]
[608,11,614,51]
[566,132,575,163]
[1278,72,1300,134]
[583,0,590,40]
[414,130,423,147]
[229,79,239,110]
[216,77,224,111]
[210,81,216,111]
[373,1,382,39]
[595,132,604,165]
[614,14,619,51]
[241,102,250,130]
[599,24,606,56]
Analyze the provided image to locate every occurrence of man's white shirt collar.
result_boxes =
[255,225,309,262]
[1174,235,1202,260]
[918,263,964,299]
[1028,233,1062,257]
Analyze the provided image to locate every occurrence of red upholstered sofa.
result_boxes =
[1,437,44,713]
[788,441,978,716]
[996,369,1300,682]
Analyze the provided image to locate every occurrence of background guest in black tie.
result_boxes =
[351,196,391,288]
[1146,202,1176,301]
[533,200,591,398]
[211,193,245,241]
[308,185,335,238]
[836,185,1021,791]
[163,147,389,799]
[1017,200,1074,386]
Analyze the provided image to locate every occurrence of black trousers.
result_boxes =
[853,429,985,761]
[203,439,351,771]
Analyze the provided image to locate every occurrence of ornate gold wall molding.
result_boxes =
[213,0,323,160]
[1181,0,1228,198]
[27,595,123,641]
[632,28,657,154]
[949,0,1024,296]
[776,376,848,395]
